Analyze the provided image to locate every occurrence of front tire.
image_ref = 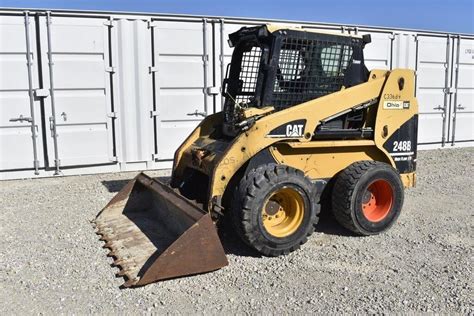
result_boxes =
[231,164,319,256]
[332,161,404,235]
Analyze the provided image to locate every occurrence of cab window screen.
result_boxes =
[272,36,353,109]
[236,46,262,104]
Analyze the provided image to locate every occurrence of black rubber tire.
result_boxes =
[231,164,319,256]
[332,161,404,235]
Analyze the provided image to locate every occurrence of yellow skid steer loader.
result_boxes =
[95,24,418,287]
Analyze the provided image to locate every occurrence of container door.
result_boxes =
[152,21,214,160]
[38,16,115,167]
[415,35,452,145]
[362,31,392,71]
[0,14,45,172]
[451,37,474,144]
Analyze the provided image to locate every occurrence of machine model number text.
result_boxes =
[393,140,411,152]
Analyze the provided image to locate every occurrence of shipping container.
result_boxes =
[0,9,473,180]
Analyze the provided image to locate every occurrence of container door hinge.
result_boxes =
[148,66,158,73]
[34,89,49,98]
[150,110,159,118]
[107,112,117,118]
[152,153,159,161]
[207,87,220,95]
[105,66,116,73]
[147,20,158,29]
[104,17,114,27]
[109,156,118,162]
[446,87,456,94]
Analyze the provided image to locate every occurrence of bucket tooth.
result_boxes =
[112,259,126,267]
[94,172,228,287]
[123,278,140,288]
[117,268,136,277]
[104,241,115,249]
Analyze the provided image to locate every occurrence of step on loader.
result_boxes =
[95,24,418,287]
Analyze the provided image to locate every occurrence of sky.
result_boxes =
[0,0,473,33]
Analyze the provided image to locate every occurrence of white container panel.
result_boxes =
[363,32,392,70]
[0,54,31,90]
[392,34,417,69]
[153,20,213,160]
[113,19,154,163]
[156,120,201,160]
[0,16,28,52]
[54,123,109,165]
[48,17,106,53]
[0,15,45,171]
[158,56,204,88]
[452,38,474,142]
[0,92,41,170]
[417,65,447,88]
[157,91,206,121]
[52,55,107,89]
[154,21,205,55]
[416,35,450,144]
[38,16,114,167]
[416,90,445,142]
[453,90,474,141]
[53,90,108,123]
[417,37,449,62]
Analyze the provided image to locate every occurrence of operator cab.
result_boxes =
[222,24,371,137]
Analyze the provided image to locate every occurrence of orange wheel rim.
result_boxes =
[361,179,393,222]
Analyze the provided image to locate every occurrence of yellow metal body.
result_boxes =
[173,69,418,211]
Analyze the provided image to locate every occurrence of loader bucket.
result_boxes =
[94,173,228,288]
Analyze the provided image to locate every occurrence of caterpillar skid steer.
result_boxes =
[95,24,418,287]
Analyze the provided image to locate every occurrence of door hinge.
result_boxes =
[34,89,49,98]
[147,20,158,28]
[148,66,158,73]
[105,66,116,73]
[107,112,117,118]
[109,156,118,162]
[150,110,159,118]
[445,87,456,94]
[152,153,159,161]
[104,17,115,27]
[206,87,220,95]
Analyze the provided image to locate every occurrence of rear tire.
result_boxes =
[231,164,319,256]
[332,161,404,235]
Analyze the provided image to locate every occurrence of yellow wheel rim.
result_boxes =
[262,187,305,238]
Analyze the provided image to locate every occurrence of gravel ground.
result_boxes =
[1,148,473,314]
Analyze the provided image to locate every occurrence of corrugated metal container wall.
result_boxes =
[0,10,473,180]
